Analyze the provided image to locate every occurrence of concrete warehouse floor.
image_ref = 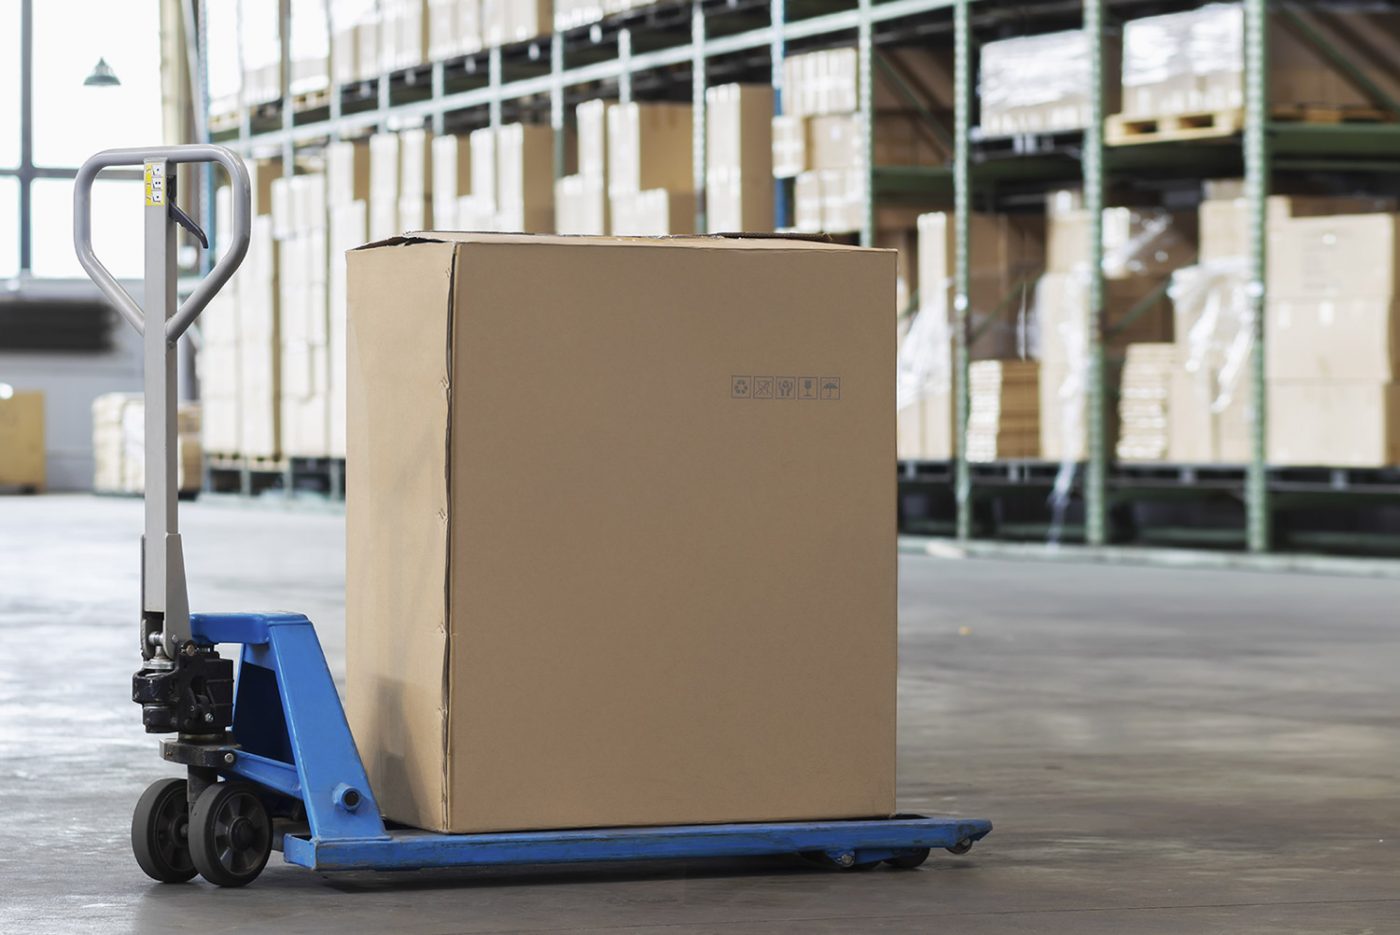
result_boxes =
[3,495,1400,934]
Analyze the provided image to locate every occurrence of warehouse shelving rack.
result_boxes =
[205,0,1400,553]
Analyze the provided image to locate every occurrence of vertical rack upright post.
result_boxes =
[1244,0,1271,553]
[857,0,874,247]
[552,32,566,183]
[770,0,786,230]
[692,1,707,234]
[1082,0,1107,547]
[952,0,971,541]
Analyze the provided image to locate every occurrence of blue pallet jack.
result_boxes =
[74,144,993,887]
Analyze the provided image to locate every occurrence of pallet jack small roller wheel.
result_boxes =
[884,848,931,869]
[946,838,974,855]
[188,781,273,887]
[132,778,198,883]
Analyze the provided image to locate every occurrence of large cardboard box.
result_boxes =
[0,390,44,489]
[1268,298,1400,383]
[1268,382,1400,467]
[1168,365,1251,464]
[1046,208,1195,280]
[1269,212,1400,301]
[346,233,896,834]
[1197,191,1391,263]
[607,102,694,198]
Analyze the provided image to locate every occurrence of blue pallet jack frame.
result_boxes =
[74,144,992,887]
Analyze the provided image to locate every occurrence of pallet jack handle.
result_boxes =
[73,144,252,662]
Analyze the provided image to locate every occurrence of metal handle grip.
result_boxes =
[73,144,252,341]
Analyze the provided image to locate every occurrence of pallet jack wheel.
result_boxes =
[946,838,974,855]
[188,781,273,887]
[132,778,198,883]
[800,851,879,871]
[884,848,932,869]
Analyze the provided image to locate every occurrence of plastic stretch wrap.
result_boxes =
[1039,209,1184,537]
[896,297,952,414]
[980,31,1092,112]
[1165,258,1254,464]
[978,31,1114,137]
[1122,4,1241,90]
[1170,258,1252,413]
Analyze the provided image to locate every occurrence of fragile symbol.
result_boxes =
[776,377,796,399]
[753,377,774,399]
[798,377,817,400]
[820,377,841,400]
[731,375,751,398]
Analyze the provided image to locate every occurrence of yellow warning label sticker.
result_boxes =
[144,162,166,207]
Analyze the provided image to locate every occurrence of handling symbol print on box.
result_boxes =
[731,376,751,398]
[821,377,841,400]
[799,377,818,399]
[777,377,796,399]
[753,376,774,398]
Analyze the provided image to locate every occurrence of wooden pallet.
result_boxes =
[205,452,287,472]
[1107,104,1390,146]
[209,110,243,135]
[291,87,333,114]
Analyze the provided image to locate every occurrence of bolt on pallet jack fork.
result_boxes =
[74,146,251,664]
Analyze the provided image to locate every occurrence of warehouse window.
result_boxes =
[0,0,17,171]
[5,0,164,281]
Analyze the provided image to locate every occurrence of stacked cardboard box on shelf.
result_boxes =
[346,232,895,834]
[607,102,694,235]
[290,0,331,97]
[201,160,284,460]
[778,48,951,235]
[1037,196,1188,462]
[327,140,372,459]
[483,0,551,48]
[1267,212,1400,467]
[1165,183,1391,464]
[1116,343,1174,462]
[239,0,284,106]
[272,173,332,458]
[896,211,1044,461]
[431,134,473,229]
[556,100,609,234]
[429,0,483,60]
[554,0,656,30]
[92,394,202,495]
[978,30,1121,138]
[0,390,44,491]
[207,0,242,119]
[705,84,773,233]
[369,128,435,240]
[1118,4,1400,123]
[966,361,1040,462]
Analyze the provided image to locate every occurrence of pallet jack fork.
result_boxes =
[75,144,992,887]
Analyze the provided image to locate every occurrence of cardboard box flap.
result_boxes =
[357,231,881,252]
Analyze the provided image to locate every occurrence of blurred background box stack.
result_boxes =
[91,394,201,497]
[0,389,44,493]
[966,360,1040,462]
